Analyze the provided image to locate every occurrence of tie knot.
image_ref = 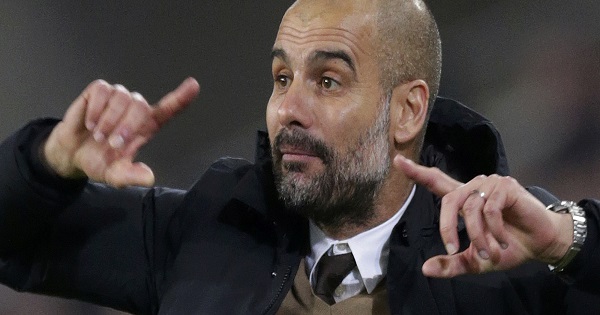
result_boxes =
[314,245,357,305]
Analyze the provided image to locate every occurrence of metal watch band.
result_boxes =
[546,201,587,273]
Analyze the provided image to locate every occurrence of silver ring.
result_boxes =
[469,189,486,200]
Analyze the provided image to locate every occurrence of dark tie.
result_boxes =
[314,248,357,305]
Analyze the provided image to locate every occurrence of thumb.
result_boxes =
[422,254,470,278]
[153,77,201,126]
[61,92,89,133]
[105,160,155,188]
[394,154,462,197]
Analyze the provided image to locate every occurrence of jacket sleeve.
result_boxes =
[527,186,600,299]
[0,119,186,314]
[565,199,600,294]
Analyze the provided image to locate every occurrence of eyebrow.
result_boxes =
[271,48,288,63]
[271,48,356,75]
[311,50,356,74]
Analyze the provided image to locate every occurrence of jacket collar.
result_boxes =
[423,97,509,181]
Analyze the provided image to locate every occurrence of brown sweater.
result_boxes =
[277,259,390,315]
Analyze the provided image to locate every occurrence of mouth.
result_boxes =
[279,146,322,164]
[273,129,332,168]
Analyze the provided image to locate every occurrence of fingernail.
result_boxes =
[86,121,95,131]
[445,243,457,255]
[109,134,125,149]
[114,84,127,92]
[132,92,145,102]
[93,130,105,142]
[478,250,490,260]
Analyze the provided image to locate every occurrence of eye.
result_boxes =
[319,77,340,90]
[275,75,290,89]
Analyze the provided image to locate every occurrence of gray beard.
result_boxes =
[272,98,391,230]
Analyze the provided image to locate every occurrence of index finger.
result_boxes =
[394,154,462,197]
[152,77,201,126]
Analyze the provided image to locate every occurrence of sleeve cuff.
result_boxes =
[560,199,600,293]
[14,118,88,203]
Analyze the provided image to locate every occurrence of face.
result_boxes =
[266,1,393,228]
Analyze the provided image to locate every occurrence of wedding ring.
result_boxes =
[469,189,486,200]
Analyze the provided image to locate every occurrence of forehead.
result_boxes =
[274,1,378,60]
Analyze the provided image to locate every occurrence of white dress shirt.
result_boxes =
[306,185,416,303]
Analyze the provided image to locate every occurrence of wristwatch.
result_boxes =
[546,201,587,273]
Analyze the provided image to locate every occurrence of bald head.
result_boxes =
[375,0,442,110]
[287,0,441,110]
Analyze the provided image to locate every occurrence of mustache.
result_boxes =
[273,129,333,164]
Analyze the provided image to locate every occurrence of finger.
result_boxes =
[460,186,491,260]
[121,136,151,161]
[74,143,117,181]
[422,254,469,278]
[114,93,155,156]
[437,175,485,256]
[438,195,460,255]
[44,91,93,178]
[62,93,90,133]
[422,246,492,278]
[83,80,113,132]
[483,180,508,249]
[107,92,155,152]
[93,84,132,143]
[104,159,155,188]
[481,177,510,251]
[394,154,462,197]
[395,154,466,254]
[153,77,200,126]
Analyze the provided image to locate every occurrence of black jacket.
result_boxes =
[0,98,598,314]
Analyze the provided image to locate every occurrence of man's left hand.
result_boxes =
[394,155,574,278]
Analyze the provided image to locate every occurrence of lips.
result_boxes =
[273,129,332,165]
[279,145,322,164]
[279,146,318,157]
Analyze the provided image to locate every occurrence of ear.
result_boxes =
[390,79,429,145]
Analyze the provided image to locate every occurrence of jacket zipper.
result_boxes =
[262,265,293,315]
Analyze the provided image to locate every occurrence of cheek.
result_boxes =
[265,99,279,141]
[326,108,367,144]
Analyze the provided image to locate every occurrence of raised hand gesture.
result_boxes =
[43,78,200,188]
[394,155,574,278]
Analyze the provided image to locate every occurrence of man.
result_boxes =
[0,0,598,314]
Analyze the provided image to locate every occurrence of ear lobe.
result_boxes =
[392,80,429,144]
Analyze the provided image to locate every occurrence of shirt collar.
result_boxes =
[306,185,416,293]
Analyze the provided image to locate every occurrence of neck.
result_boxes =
[318,173,414,240]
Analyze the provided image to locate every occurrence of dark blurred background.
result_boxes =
[0,1,599,314]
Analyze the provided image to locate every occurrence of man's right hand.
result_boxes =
[43,78,200,188]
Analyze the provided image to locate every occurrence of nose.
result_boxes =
[277,80,314,129]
